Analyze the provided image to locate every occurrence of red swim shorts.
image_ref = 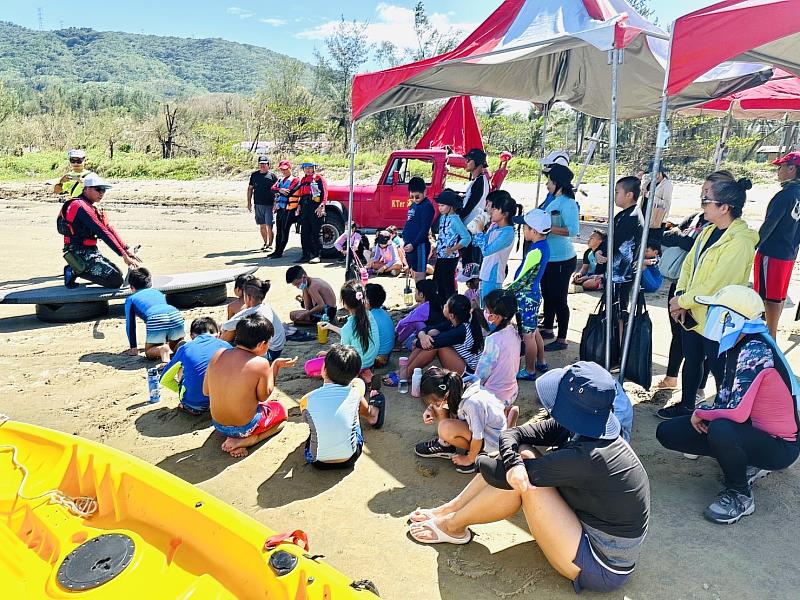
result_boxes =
[754,251,795,303]
[213,400,287,438]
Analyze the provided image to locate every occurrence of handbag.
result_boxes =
[579,296,620,369]
[623,292,653,390]
[658,246,687,280]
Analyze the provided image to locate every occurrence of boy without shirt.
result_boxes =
[286,265,337,325]
[204,314,296,457]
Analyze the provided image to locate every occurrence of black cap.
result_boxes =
[464,148,487,166]
[435,189,463,211]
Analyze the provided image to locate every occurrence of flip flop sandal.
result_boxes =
[382,372,400,387]
[407,507,436,523]
[369,392,386,429]
[656,379,679,390]
[286,330,315,342]
[408,519,472,545]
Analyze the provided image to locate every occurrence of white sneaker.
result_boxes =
[309,257,321,264]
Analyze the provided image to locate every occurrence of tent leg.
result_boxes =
[618,64,672,384]
[714,108,733,170]
[604,48,621,371]
[345,120,357,281]
[534,103,550,207]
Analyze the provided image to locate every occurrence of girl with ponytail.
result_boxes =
[414,366,507,474]
[319,280,379,381]
[402,294,485,377]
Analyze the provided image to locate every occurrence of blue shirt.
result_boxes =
[436,213,471,258]
[160,334,231,410]
[370,307,395,356]
[301,379,365,462]
[402,197,435,248]
[124,288,182,347]
[341,311,379,369]
[544,194,579,262]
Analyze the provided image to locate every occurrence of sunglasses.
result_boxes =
[700,196,722,206]
[69,158,84,164]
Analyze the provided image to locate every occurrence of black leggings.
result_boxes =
[433,257,459,301]
[299,198,322,259]
[679,328,722,410]
[541,256,577,340]
[656,416,799,493]
[666,281,710,383]
[273,208,296,257]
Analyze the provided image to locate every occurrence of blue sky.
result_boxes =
[8,0,706,64]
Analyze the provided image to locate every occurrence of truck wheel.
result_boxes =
[166,284,228,308]
[320,211,345,259]
[36,301,109,323]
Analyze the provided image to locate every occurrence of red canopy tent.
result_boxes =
[624,0,800,381]
[415,96,484,155]
[683,70,800,120]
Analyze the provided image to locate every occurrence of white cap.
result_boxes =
[541,150,569,171]
[67,148,86,159]
[514,208,551,233]
[81,173,112,190]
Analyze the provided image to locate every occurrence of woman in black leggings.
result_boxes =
[657,286,799,524]
[538,164,580,351]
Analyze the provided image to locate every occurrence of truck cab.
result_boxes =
[322,149,470,255]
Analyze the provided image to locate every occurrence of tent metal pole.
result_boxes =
[574,121,605,194]
[714,107,733,170]
[604,48,621,370]
[345,120,357,281]
[779,112,791,155]
[534,103,550,207]
[619,27,674,384]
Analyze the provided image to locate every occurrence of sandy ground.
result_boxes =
[1,177,800,599]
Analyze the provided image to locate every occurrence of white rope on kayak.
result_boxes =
[0,415,98,518]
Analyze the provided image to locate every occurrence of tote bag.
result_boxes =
[580,297,620,369]
[624,292,653,390]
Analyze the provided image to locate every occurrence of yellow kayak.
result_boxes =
[0,419,379,599]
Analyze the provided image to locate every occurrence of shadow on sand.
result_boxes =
[256,439,356,509]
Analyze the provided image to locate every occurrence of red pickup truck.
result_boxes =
[321,148,471,256]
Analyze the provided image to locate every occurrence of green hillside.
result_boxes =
[0,21,309,96]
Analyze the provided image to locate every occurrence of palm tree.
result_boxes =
[485,98,506,118]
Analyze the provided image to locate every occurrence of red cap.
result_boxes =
[772,151,800,167]
[278,160,292,169]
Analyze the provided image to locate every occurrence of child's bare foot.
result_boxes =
[159,346,171,363]
[408,505,453,523]
[221,436,249,456]
[506,406,520,428]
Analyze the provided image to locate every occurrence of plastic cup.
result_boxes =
[317,322,328,344]
[304,356,326,378]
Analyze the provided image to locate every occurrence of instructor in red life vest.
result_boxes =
[59,174,141,288]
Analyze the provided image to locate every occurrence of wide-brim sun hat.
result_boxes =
[541,150,569,172]
[695,285,765,320]
[435,189,463,211]
[535,362,620,440]
[545,163,575,187]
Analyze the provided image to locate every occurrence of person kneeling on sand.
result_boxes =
[408,361,650,595]
[204,314,297,458]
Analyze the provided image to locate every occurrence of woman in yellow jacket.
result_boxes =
[659,177,758,419]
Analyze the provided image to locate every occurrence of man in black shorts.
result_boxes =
[247,156,277,251]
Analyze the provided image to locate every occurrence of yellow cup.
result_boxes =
[317,322,328,344]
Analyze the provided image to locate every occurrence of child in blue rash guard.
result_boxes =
[124,267,184,362]
[402,176,435,281]
[160,317,231,415]
[433,189,471,300]
[472,193,518,306]
[301,344,382,468]
[365,283,395,369]
[507,209,551,380]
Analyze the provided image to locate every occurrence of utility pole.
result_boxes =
[37,7,43,30]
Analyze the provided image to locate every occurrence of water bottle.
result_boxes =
[411,368,423,398]
[317,311,330,344]
[398,379,409,394]
[359,267,369,287]
[147,367,161,404]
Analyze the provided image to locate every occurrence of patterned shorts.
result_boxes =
[517,292,542,334]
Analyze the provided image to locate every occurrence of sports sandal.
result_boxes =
[408,519,472,545]
[369,391,386,429]
[382,372,400,387]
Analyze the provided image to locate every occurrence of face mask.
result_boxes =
[483,309,497,331]
[298,280,308,291]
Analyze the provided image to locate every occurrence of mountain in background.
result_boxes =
[0,21,310,96]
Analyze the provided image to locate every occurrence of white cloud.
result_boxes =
[227,6,253,19]
[259,18,287,27]
[295,3,477,49]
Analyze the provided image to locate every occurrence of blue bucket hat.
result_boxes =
[535,361,620,440]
